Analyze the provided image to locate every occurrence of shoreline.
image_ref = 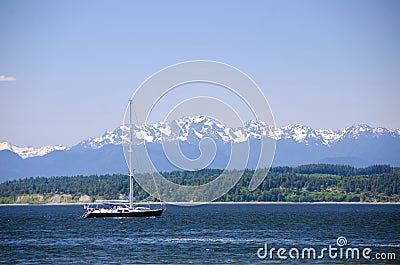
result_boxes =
[1,201,399,206]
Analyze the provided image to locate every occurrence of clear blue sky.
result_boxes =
[1,0,399,147]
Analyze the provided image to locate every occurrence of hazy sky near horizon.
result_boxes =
[1,0,399,147]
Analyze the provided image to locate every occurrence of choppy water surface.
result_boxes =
[1,204,399,264]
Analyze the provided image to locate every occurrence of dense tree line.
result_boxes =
[0,165,399,203]
[274,164,393,176]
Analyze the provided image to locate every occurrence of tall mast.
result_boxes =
[129,99,134,210]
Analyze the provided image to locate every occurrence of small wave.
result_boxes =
[358,243,400,248]
[156,237,259,244]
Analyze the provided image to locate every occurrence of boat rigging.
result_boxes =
[82,99,165,218]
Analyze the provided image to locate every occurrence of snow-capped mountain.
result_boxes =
[1,116,399,181]
[71,128,123,151]
[68,115,400,150]
[0,142,68,159]
[131,115,251,144]
[272,124,400,147]
[2,115,400,157]
[0,115,400,158]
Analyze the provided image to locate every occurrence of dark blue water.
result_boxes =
[0,204,399,264]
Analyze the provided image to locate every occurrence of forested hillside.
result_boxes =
[0,164,399,203]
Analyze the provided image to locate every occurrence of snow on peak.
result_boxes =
[277,124,312,142]
[0,142,68,159]
[3,118,399,157]
[73,127,124,150]
[342,124,372,137]
[85,119,400,148]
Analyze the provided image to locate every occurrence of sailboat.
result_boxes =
[82,100,165,218]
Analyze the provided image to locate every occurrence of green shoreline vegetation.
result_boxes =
[0,164,399,204]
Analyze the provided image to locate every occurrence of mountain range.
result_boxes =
[1,115,399,182]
